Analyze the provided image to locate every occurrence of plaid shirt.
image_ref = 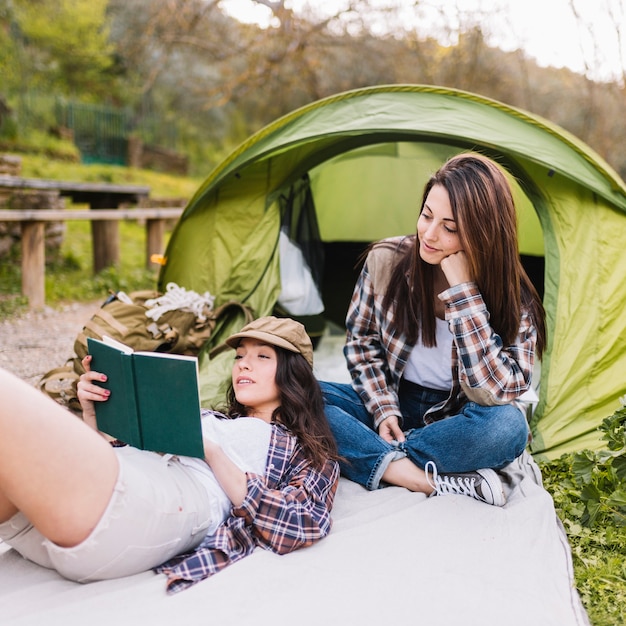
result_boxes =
[345,236,537,429]
[156,420,339,594]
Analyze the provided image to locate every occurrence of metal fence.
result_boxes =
[55,100,131,165]
[6,94,178,166]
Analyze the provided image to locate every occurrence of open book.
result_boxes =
[87,336,205,458]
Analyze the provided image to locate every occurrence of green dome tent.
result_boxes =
[159,84,626,460]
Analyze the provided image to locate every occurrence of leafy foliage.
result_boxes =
[571,406,626,527]
[10,0,116,98]
[540,403,626,625]
[2,0,626,177]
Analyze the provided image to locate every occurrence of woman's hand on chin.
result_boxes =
[440,250,472,287]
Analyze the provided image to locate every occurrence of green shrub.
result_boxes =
[540,403,626,625]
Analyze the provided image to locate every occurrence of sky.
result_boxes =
[219,0,625,82]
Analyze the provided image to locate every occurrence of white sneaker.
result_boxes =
[425,461,506,507]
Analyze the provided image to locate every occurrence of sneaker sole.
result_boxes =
[476,468,506,506]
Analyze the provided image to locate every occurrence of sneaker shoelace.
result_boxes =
[425,460,482,500]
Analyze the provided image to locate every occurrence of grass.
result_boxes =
[18,154,204,199]
[541,454,626,626]
[47,220,165,300]
[0,219,167,316]
[538,406,626,625]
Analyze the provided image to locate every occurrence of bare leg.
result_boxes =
[0,491,18,522]
[382,457,434,494]
[0,368,118,547]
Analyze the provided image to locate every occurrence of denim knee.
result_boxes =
[463,402,529,468]
[320,381,373,427]
[403,402,529,473]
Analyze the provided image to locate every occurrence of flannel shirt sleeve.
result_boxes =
[441,282,536,404]
[233,452,339,555]
[157,514,256,594]
[344,256,405,429]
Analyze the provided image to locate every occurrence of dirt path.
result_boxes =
[0,300,351,390]
[0,301,99,387]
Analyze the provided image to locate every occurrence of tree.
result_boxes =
[4,0,626,178]
[0,1,23,99]
[563,0,626,177]
[11,0,115,99]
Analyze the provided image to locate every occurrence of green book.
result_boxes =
[87,336,205,458]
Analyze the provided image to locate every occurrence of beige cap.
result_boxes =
[225,316,314,368]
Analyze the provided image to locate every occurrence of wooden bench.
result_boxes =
[0,175,151,272]
[0,207,184,309]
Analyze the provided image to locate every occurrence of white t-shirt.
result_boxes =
[177,413,272,534]
[403,317,453,391]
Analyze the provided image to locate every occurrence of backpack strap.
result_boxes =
[74,308,131,357]
[39,359,83,415]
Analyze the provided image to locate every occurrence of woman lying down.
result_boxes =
[0,316,340,593]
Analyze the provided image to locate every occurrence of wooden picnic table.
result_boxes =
[0,175,151,273]
[0,175,184,309]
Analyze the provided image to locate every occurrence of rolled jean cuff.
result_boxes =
[370,448,406,490]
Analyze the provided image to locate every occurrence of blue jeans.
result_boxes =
[320,381,529,490]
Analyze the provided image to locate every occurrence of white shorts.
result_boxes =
[0,446,213,582]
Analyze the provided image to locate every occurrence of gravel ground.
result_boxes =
[0,301,351,389]
[0,301,100,387]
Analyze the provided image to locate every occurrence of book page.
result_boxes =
[102,335,133,354]
[134,350,197,362]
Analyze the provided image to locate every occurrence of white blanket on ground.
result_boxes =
[0,452,588,626]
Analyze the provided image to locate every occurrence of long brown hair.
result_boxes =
[225,348,338,469]
[383,153,546,356]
